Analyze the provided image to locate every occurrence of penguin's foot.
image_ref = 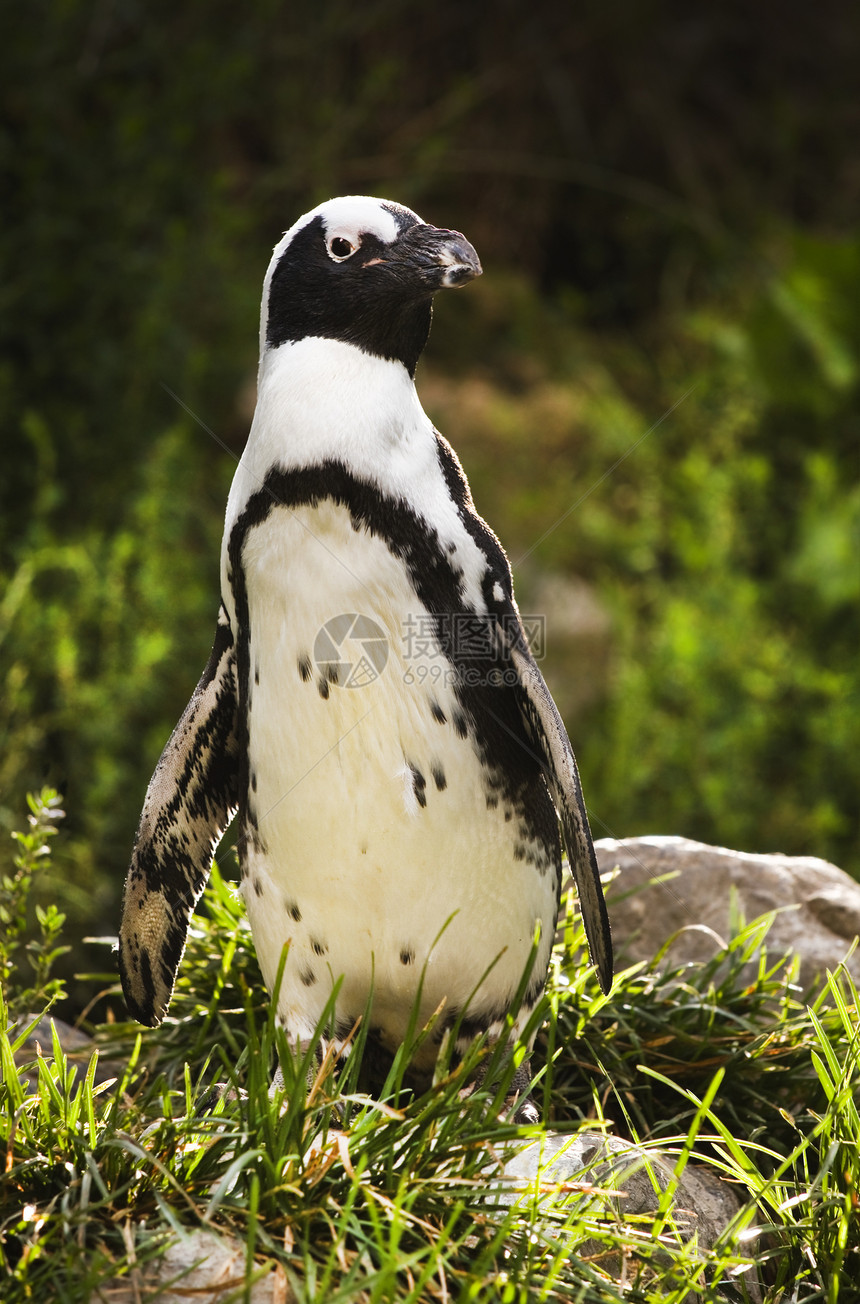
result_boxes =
[458,1056,541,1125]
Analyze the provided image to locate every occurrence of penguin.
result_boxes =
[118,195,612,1117]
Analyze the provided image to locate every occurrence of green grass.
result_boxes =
[1,791,858,1301]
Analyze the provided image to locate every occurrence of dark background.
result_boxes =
[2,0,858,1010]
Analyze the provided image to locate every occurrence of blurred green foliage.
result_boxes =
[427,235,859,863]
[1,1,858,1006]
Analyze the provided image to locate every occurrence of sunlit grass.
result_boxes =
[1,791,858,1300]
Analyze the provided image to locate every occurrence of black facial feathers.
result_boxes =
[265,214,435,376]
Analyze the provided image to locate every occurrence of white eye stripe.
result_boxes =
[328,235,360,261]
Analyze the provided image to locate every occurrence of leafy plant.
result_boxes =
[0,788,68,1021]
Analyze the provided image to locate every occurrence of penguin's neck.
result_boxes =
[222,336,439,552]
[249,336,430,476]
[220,334,493,634]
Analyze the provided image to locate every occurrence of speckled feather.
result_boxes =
[119,606,239,1023]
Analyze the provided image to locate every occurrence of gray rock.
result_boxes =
[13,1014,122,1090]
[92,1229,293,1303]
[494,1130,759,1297]
[597,836,860,990]
[498,1130,741,1238]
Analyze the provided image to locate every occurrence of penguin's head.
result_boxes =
[260,196,481,377]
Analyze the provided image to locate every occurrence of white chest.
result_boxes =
[234,501,557,1059]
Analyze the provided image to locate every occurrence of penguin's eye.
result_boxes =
[328,236,358,261]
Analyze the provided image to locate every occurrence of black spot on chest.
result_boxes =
[407,763,427,808]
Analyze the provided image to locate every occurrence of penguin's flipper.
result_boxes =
[119,609,240,1025]
[510,641,613,994]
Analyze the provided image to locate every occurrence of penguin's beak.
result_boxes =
[393,223,482,291]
